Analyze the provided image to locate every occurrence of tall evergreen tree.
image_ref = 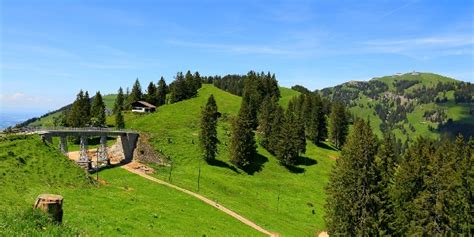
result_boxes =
[126,78,142,107]
[275,108,302,166]
[115,110,125,129]
[325,119,379,236]
[373,132,398,234]
[230,95,257,168]
[82,91,91,125]
[328,102,349,148]
[156,76,167,106]
[268,105,285,155]
[145,82,158,105]
[170,72,187,103]
[184,70,196,97]
[199,95,219,162]
[90,91,106,127]
[68,90,91,127]
[258,96,278,150]
[113,87,125,114]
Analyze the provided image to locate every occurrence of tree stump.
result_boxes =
[33,194,63,224]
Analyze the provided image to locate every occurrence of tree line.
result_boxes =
[199,71,351,171]
[326,118,473,236]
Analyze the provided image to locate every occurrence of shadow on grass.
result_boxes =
[207,159,240,174]
[315,142,337,151]
[241,154,268,175]
[283,164,305,173]
[89,158,131,174]
[294,156,317,166]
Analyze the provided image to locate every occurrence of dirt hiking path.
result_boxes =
[122,163,276,237]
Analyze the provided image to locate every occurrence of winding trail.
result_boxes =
[121,163,276,237]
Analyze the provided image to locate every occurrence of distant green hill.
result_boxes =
[0,135,263,236]
[320,72,473,140]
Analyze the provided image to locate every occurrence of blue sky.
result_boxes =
[1,0,473,114]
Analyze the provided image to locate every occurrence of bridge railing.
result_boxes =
[26,126,137,133]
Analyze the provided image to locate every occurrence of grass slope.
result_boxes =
[29,94,117,127]
[126,84,338,236]
[0,135,262,236]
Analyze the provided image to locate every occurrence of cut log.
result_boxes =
[33,194,63,224]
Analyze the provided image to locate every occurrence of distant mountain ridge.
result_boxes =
[318,72,473,140]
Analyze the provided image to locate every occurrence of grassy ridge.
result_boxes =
[126,84,337,236]
[0,135,262,236]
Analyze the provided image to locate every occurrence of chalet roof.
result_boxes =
[132,100,156,108]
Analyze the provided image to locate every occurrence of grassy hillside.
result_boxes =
[0,135,263,236]
[125,84,338,236]
[28,94,117,127]
[321,72,473,140]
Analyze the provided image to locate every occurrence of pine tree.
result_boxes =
[115,110,125,129]
[113,87,125,114]
[325,119,379,236]
[199,95,219,162]
[230,95,257,168]
[156,77,167,106]
[328,102,349,148]
[145,82,157,105]
[68,90,90,127]
[126,78,142,107]
[82,91,91,126]
[258,96,278,150]
[373,132,398,234]
[185,70,196,97]
[170,72,187,103]
[193,71,202,92]
[90,91,106,127]
[275,108,301,166]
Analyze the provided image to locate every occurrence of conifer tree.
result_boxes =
[90,91,106,127]
[268,105,284,154]
[156,77,167,106]
[68,90,91,127]
[258,96,278,150]
[325,119,379,236]
[373,132,398,234]
[230,95,257,168]
[145,82,157,105]
[185,70,196,97]
[199,95,219,162]
[68,90,85,127]
[126,78,142,107]
[170,72,187,103]
[113,87,125,114]
[275,108,301,166]
[328,102,349,148]
[82,91,91,125]
[115,110,125,129]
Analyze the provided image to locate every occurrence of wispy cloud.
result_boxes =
[361,35,474,57]
[166,39,302,56]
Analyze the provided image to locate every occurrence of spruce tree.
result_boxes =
[115,110,125,129]
[373,132,398,234]
[268,105,284,155]
[113,87,125,114]
[325,119,379,236]
[275,108,301,166]
[328,102,349,148]
[170,72,187,103]
[82,91,91,126]
[68,90,84,127]
[258,96,278,150]
[90,91,106,127]
[199,95,219,162]
[156,77,167,106]
[145,82,157,105]
[230,95,257,168]
[126,78,142,107]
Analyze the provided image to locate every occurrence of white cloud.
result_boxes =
[362,36,474,55]
[0,92,57,110]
